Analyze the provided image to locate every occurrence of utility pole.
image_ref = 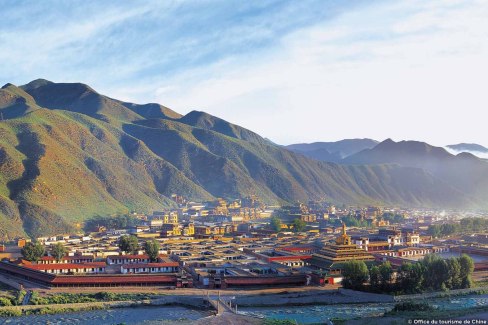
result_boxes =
[0,111,4,121]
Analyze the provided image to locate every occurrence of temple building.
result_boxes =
[310,223,374,272]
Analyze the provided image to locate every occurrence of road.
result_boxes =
[21,290,32,305]
[0,273,48,290]
[48,284,340,295]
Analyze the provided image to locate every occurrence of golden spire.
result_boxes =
[336,222,351,245]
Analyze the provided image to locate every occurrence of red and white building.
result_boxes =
[120,261,179,274]
[107,254,151,265]
[37,255,94,264]
[25,262,106,274]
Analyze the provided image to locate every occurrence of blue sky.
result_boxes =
[1,0,487,147]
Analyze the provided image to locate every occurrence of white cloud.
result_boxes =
[1,1,486,148]
[143,0,488,147]
[445,147,488,160]
[0,2,162,83]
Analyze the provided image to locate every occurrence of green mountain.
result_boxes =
[0,80,485,239]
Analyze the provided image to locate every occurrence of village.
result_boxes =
[0,195,487,294]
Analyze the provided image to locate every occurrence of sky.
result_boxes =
[1,0,487,147]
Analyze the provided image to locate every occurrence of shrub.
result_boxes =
[16,290,26,305]
[94,292,117,301]
[0,297,13,306]
[392,301,434,312]
[0,308,22,317]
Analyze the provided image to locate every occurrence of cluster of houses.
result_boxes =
[0,198,487,289]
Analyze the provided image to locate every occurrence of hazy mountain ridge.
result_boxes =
[344,139,488,207]
[447,143,488,153]
[0,80,486,239]
[445,143,488,160]
[285,139,379,163]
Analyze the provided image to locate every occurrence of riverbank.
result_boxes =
[0,288,393,322]
[394,285,488,301]
[235,288,393,307]
[0,295,262,325]
[343,305,488,325]
[0,295,210,317]
[0,305,213,324]
[2,286,487,322]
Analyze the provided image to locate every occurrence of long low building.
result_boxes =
[121,262,179,274]
[107,254,151,265]
[451,246,488,257]
[37,255,94,264]
[0,261,189,288]
[25,262,106,274]
[215,274,309,289]
[49,274,180,287]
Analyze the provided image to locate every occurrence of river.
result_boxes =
[238,294,488,324]
[1,294,487,324]
[0,306,212,325]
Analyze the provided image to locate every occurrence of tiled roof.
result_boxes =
[108,254,150,260]
[25,262,106,271]
[40,255,93,261]
[51,274,177,285]
[121,262,178,269]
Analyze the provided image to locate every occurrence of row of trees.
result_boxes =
[84,214,139,232]
[21,242,67,263]
[429,217,488,238]
[342,254,474,294]
[428,223,461,238]
[21,236,161,263]
[118,235,160,261]
[332,215,369,228]
[269,217,307,233]
[381,212,405,224]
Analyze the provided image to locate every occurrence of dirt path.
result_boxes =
[48,284,340,296]
[195,312,262,325]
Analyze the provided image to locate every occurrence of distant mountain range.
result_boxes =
[285,139,379,163]
[343,139,488,205]
[1,79,487,239]
[445,143,488,160]
[286,140,488,161]
[447,143,488,153]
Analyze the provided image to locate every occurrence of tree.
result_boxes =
[21,242,45,262]
[340,215,368,228]
[342,260,369,290]
[369,265,381,290]
[270,216,282,232]
[84,214,139,232]
[118,235,139,254]
[446,257,462,289]
[51,242,67,262]
[379,261,393,289]
[428,225,441,238]
[397,262,424,294]
[381,213,405,224]
[144,239,160,262]
[422,254,449,291]
[292,218,307,233]
[459,254,474,288]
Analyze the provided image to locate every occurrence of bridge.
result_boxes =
[204,291,238,315]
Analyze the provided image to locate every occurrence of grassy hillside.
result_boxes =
[0,80,485,239]
[0,106,211,238]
